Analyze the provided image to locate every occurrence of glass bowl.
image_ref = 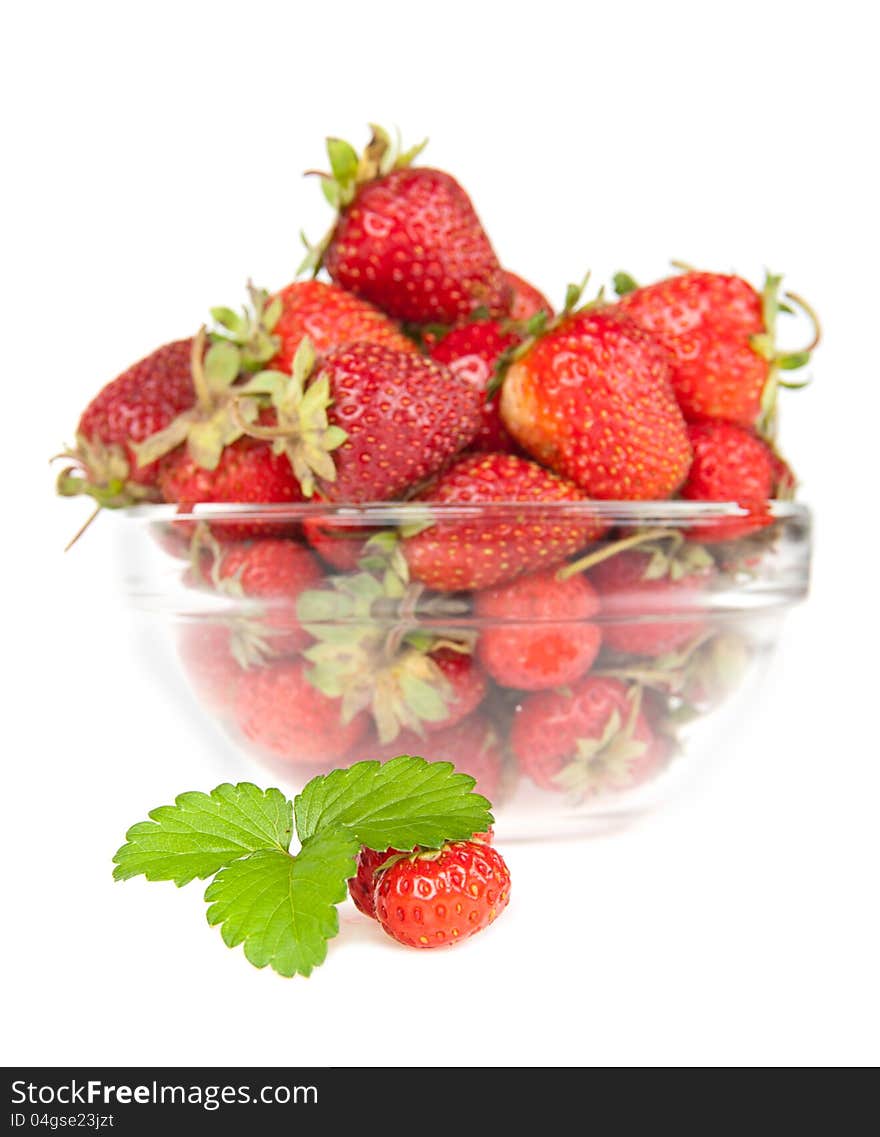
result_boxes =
[112,500,810,840]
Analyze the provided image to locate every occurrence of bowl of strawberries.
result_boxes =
[56,126,817,839]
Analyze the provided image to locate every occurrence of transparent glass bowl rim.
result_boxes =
[114,500,811,527]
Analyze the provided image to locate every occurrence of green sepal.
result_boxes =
[613,271,640,296]
[326,137,360,203]
[777,351,811,371]
[54,435,161,509]
[301,125,428,275]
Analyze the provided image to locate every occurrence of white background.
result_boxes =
[2,0,878,1067]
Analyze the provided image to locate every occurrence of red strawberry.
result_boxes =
[588,546,712,658]
[214,539,323,655]
[302,517,370,571]
[476,569,602,690]
[681,420,775,541]
[374,840,511,948]
[771,451,797,499]
[234,658,368,766]
[617,270,816,429]
[177,621,245,711]
[348,828,495,920]
[306,130,509,324]
[268,279,417,370]
[403,453,606,592]
[158,430,304,540]
[297,567,480,743]
[56,339,195,507]
[500,307,692,500]
[425,650,488,732]
[429,321,521,453]
[502,270,553,322]
[425,717,504,800]
[348,847,399,918]
[511,676,662,796]
[306,343,481,502]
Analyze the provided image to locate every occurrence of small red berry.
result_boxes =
[374,841,511,949]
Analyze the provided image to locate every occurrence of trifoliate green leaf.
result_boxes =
[204,829,359,978]
[294,756,493,851]
[112,783,292,886]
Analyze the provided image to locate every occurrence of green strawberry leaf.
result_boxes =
[204,829,359,979]
[294,755,493,850]
[112,783,292,886]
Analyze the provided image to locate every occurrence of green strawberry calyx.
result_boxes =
[228,337,348,498]
[298,124,428,277]
[208,281,283,373]
[54,435,161,510]
[297,565,473,743]
[133,324,267,473]
[554,686,648,798]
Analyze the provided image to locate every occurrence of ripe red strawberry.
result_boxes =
[234,658,369,766]
[307,130,510,324]
[158,431,304,540]
[510,676,662,796]
[681,420,776,541]
[56,339,195,507]
[348,847,399,918]
[425,650,488,732]
[302,517,370,571]
[476,569,602,690]
[403,453,606,591]
[500,307,692,500]
[589,546,712,658]
[429,321,521,453]
[214,539,323,655]
[307,343,481,502]
[177,621,245,711]
[617,270,816,429]
[298,566,482,743]
[502,270,553,322]
[268,279,417,370]
[374,840,511,948]
[348,828,495,920]
[424,717,504,799]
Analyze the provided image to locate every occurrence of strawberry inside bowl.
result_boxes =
[111,498,811,840]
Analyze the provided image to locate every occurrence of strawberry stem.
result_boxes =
[776,290,822,360]
[64,504,101,552]
[556,528,680,580]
